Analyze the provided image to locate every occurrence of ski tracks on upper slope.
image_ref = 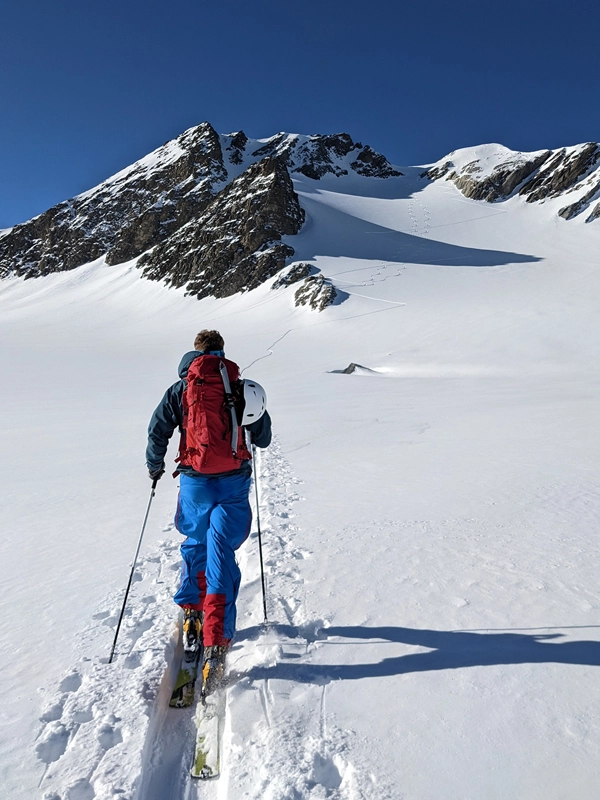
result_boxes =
[328,190,432,303]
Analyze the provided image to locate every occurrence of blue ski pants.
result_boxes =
[173,471,252,646]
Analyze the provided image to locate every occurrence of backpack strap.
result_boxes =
[219,361,239,455]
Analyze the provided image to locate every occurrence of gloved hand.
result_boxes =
[148,465,165,481]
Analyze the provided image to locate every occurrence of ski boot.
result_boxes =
[200,645,228,700]
[182,608,203,661]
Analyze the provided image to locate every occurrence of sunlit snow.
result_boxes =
[1,162,600,800]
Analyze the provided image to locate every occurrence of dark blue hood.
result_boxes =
[177,350,225,379]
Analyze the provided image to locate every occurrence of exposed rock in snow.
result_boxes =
[425,141,600,220]
[249,132,402,180]
[0,122,228,278]
[271,262,316,289]
[0,123,402,293]
[424,145,551,202]
[225,130,249,165]
[350,144,402,178]
[520,143,600,202]
[558,179,600,220]
[586,200,600,221]
[294,274,337,311]
[139,157,305,298]
[341,363,373,374]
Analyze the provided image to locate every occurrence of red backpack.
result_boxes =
[176,355,251,474]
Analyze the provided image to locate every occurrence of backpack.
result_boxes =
[176,354,251,474]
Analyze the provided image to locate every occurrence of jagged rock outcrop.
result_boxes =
[226,131,248,165]
[0,123,403,298]
[558,180,600,220]
[586,202,600,221]
[0,123,228,278]
[139,157,305,298]
[341,363,372,374]
[424,142,600,221]
[294,274,337,311]
[249,132,402,180]
[424,149,551,202]
[271,262,315,289]
[520,143,600,202]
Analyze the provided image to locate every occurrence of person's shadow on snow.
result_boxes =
[234,624,600,683]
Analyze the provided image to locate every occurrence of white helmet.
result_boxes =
[242,379,267,424]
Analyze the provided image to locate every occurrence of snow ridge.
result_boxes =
[425,141,600,220]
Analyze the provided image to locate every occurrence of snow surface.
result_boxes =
[2,166,600,799]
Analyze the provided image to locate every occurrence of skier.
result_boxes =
[146,330,271,696]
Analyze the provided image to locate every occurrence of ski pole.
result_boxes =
[252,444,268,624]
[108,477,158,663]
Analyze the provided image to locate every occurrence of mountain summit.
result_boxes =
[425,142,600,220]
[0,123,399,301]
[1,125,599,307]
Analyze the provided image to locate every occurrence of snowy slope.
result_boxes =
[1,159,600,800]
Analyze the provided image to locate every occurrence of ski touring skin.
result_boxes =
[169,647,202,708]
[191,687,226,779]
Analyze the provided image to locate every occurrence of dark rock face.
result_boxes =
[520,143,600,202]
[294,274,337,311]
[586,202,600,222]
[342,363,369,374]
[350,145,402,178]
[271,262,315,289]
[0,123,403,298]
[226,131,248,165]
[428,152,551,202]
[0,122,228,278]
[422,161,452,181]
[0,202,106,277]
[272,264,340,312]
[250,132,402,180]
[558,180,600,220]
[425,142,600,221]
[139,157,305,299]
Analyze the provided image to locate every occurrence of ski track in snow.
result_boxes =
[37,537,181,799]
[36,438,382,800]
[221,441,388,800]
[35,190,433,799]
[327,190,431,305]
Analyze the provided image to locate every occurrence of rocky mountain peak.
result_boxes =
[0,121,229,278]
[424,141,600,222]
[138,155,305,299]
[223,130,402,180]
[0,123,403,304]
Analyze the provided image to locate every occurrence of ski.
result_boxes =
[169,649,202,708]
[190,687,226,779]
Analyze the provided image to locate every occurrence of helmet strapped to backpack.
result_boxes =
[241,379,267,425]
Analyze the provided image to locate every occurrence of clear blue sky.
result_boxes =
[1,0,599,227]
